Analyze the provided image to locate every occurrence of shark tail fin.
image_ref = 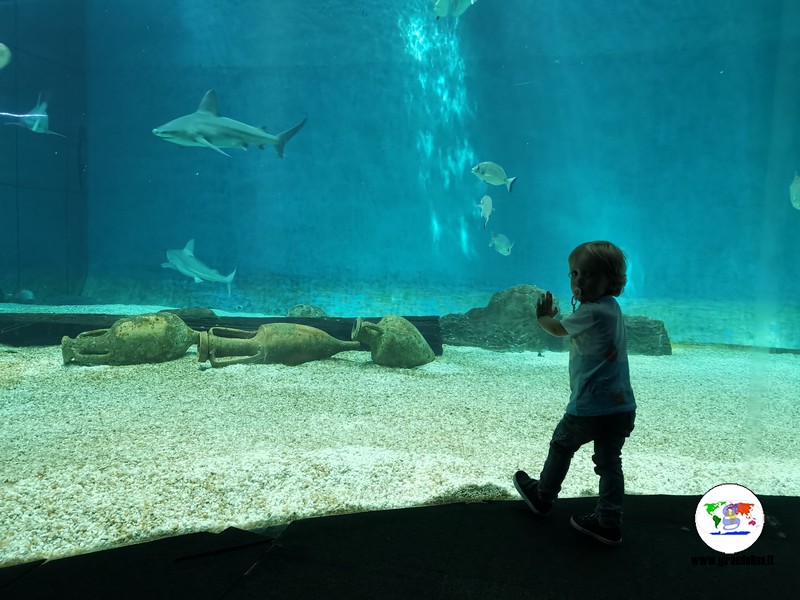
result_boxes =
[225,268,237,297]
[274,117,307,158]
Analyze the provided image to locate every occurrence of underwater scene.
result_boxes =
[0,0,798,567]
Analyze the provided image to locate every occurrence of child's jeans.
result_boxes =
[537,411,636,527]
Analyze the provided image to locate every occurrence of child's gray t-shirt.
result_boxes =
[560,295,637,416]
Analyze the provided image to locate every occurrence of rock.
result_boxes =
[624,315,672,355]
[440,284,564,352]
[441,284,672,356]
[287,304,328,317]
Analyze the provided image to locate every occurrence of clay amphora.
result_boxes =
[62,312,199,366]
[351,315,435,368]
[198,323,361,367]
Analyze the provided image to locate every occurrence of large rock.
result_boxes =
[287,304,328,317]
[440,285,564,353]
[623,315,672,355]
[440,285,672,356]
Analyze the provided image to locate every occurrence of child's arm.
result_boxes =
[536,291,569,337]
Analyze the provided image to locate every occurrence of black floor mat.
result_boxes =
[2,495,794,599]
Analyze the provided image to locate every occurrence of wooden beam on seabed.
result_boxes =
[0,313,444,356]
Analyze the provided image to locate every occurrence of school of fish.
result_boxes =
[472,161,515,255]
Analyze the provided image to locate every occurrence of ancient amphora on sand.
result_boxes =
[198,323,361,367]
[351,315,435,368]
[61,312,199,366]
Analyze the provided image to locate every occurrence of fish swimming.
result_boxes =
[478,195,493,229]
[152,89,307,158]
[1,94,66,137]
[434,0,478,19]
[434,0,477,18]
[489,232,514,256]
[0,42,11,69]
[3,288,35,303]
[791,172,800,210]
[472,161,516,192]
[162,239,237,296]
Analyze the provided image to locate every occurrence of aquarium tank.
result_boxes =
[0,0,798,569]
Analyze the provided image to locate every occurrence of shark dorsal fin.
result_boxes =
[197,90,219,115]
[184,239,196,256]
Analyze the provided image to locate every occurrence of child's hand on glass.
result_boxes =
[536,291,559,319]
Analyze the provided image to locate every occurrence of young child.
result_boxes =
[514,240,636,545]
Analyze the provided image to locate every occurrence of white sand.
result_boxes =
[1,343,798,567]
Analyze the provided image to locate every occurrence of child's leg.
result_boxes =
[538,414,592,502]
[591,411,636,527]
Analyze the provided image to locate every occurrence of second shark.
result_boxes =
[152,89,306,158]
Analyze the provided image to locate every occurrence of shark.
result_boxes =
[152,89,307,158]
[162,239,237,296]
[0,94,66,137]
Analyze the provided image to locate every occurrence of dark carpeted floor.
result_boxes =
[1,494,794,599]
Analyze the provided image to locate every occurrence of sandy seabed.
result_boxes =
[1,343,798,567]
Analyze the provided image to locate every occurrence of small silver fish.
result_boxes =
[471,161,516,192]
[791,172,800,210]
[478,195,493,229]
[489,232,514,256]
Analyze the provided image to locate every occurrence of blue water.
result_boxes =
[1,2,799,570]
[1,0,799,346]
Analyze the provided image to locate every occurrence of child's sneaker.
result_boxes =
[570,513,622,545]
[513,470,553,516]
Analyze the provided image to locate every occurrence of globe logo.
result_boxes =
[695,483,764,553]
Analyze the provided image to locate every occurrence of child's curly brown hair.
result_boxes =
[569,241,628,297]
